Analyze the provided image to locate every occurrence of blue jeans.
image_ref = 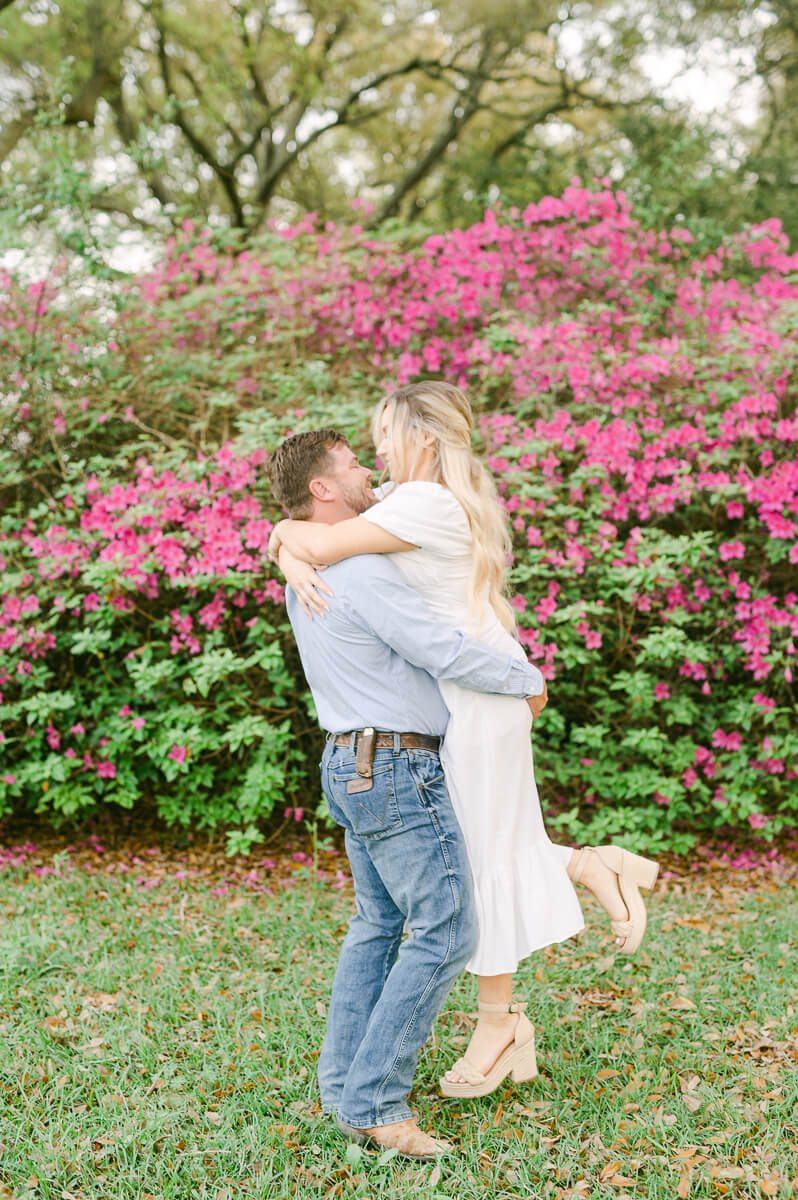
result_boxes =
[317,738,478,1129]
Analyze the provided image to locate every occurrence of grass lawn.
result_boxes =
[0,836,795,1199]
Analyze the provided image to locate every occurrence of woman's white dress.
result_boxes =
[363,481,584,976]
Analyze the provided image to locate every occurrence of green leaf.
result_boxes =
[224,715,271,753]
[344,1142,364,1167]
[69,628,113,655]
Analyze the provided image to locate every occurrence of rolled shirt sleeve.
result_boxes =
[343,557,544,698]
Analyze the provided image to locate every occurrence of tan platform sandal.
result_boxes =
[439,1000,538,1099]
[569,844,660,955]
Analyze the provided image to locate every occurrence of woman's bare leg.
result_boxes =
[443,973,520,1085]
[567,847,630,945]
[443,846,634,1083]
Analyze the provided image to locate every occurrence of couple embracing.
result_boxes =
[267,381,659,1160]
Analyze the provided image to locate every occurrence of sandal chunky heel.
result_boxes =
[570,844,660,955]
[440,1000,538,1098]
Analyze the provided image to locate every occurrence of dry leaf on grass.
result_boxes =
[600,1161,623,1181]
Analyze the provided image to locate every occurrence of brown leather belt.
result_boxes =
[333,729,441,778]
[333,730,440,753]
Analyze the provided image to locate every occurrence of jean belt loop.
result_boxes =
[349,730,357,753]
[393,731,401,756]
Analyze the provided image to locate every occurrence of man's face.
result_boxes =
[317,443,376,515]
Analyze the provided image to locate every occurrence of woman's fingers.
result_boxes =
[307,592,329,615]
[297,586,329,617]
[308,565,333,594]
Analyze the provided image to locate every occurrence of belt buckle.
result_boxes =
[356,727,376,777]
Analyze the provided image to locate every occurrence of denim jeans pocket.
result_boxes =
[329,761,401,839]
[407,750,445,799]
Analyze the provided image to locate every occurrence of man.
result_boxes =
[267,429,547,1159]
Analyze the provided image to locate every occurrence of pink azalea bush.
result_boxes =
[0,445,306,853]
[1,183,795,852]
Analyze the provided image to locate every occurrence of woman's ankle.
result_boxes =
[475,1010,518,1030]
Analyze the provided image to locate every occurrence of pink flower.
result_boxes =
[654,791,670,806]
[682,768,698,787]
[118,705,132,717]
[168,745,188,763]
[726,502,744,518]
[753,692,775,710]
[83,592,101,611]
[748,812,768,829]
[719,541,745,561]
[712,728,742,751]
[131,717,146,731]
[1,774,15,785]
[70,723,86,736]
[653,683,670,700]
[96,762,116,779]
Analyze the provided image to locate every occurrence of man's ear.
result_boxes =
[308,476,334,501]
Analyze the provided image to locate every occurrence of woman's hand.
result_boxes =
[268,522,286,562]
[527,680,548,721]
[278,545,333,618]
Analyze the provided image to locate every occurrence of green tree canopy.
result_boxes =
[0,1,795,245]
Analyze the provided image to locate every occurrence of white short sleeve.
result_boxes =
[362,481,471,556]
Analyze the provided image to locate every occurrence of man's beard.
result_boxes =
[339,480,376,515]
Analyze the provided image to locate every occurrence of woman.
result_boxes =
[270,381,659,1098]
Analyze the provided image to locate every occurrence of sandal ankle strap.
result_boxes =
[478,999,527,1014]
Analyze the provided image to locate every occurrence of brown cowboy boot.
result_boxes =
[337,1116,454,1160]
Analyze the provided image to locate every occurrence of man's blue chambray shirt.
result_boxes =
[286,554,544,735]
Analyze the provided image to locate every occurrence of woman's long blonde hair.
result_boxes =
[372,381,516,635]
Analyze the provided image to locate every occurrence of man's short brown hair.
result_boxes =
[267,429,349,518]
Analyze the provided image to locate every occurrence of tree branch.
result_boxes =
[0,108,37,163]
[90,195,164,231]
[367,90,483,227]
[367,40,507,227]
[489,97,577,161]
[154,13,245,226]
[251,56,430,212]
[106,85,175,211]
